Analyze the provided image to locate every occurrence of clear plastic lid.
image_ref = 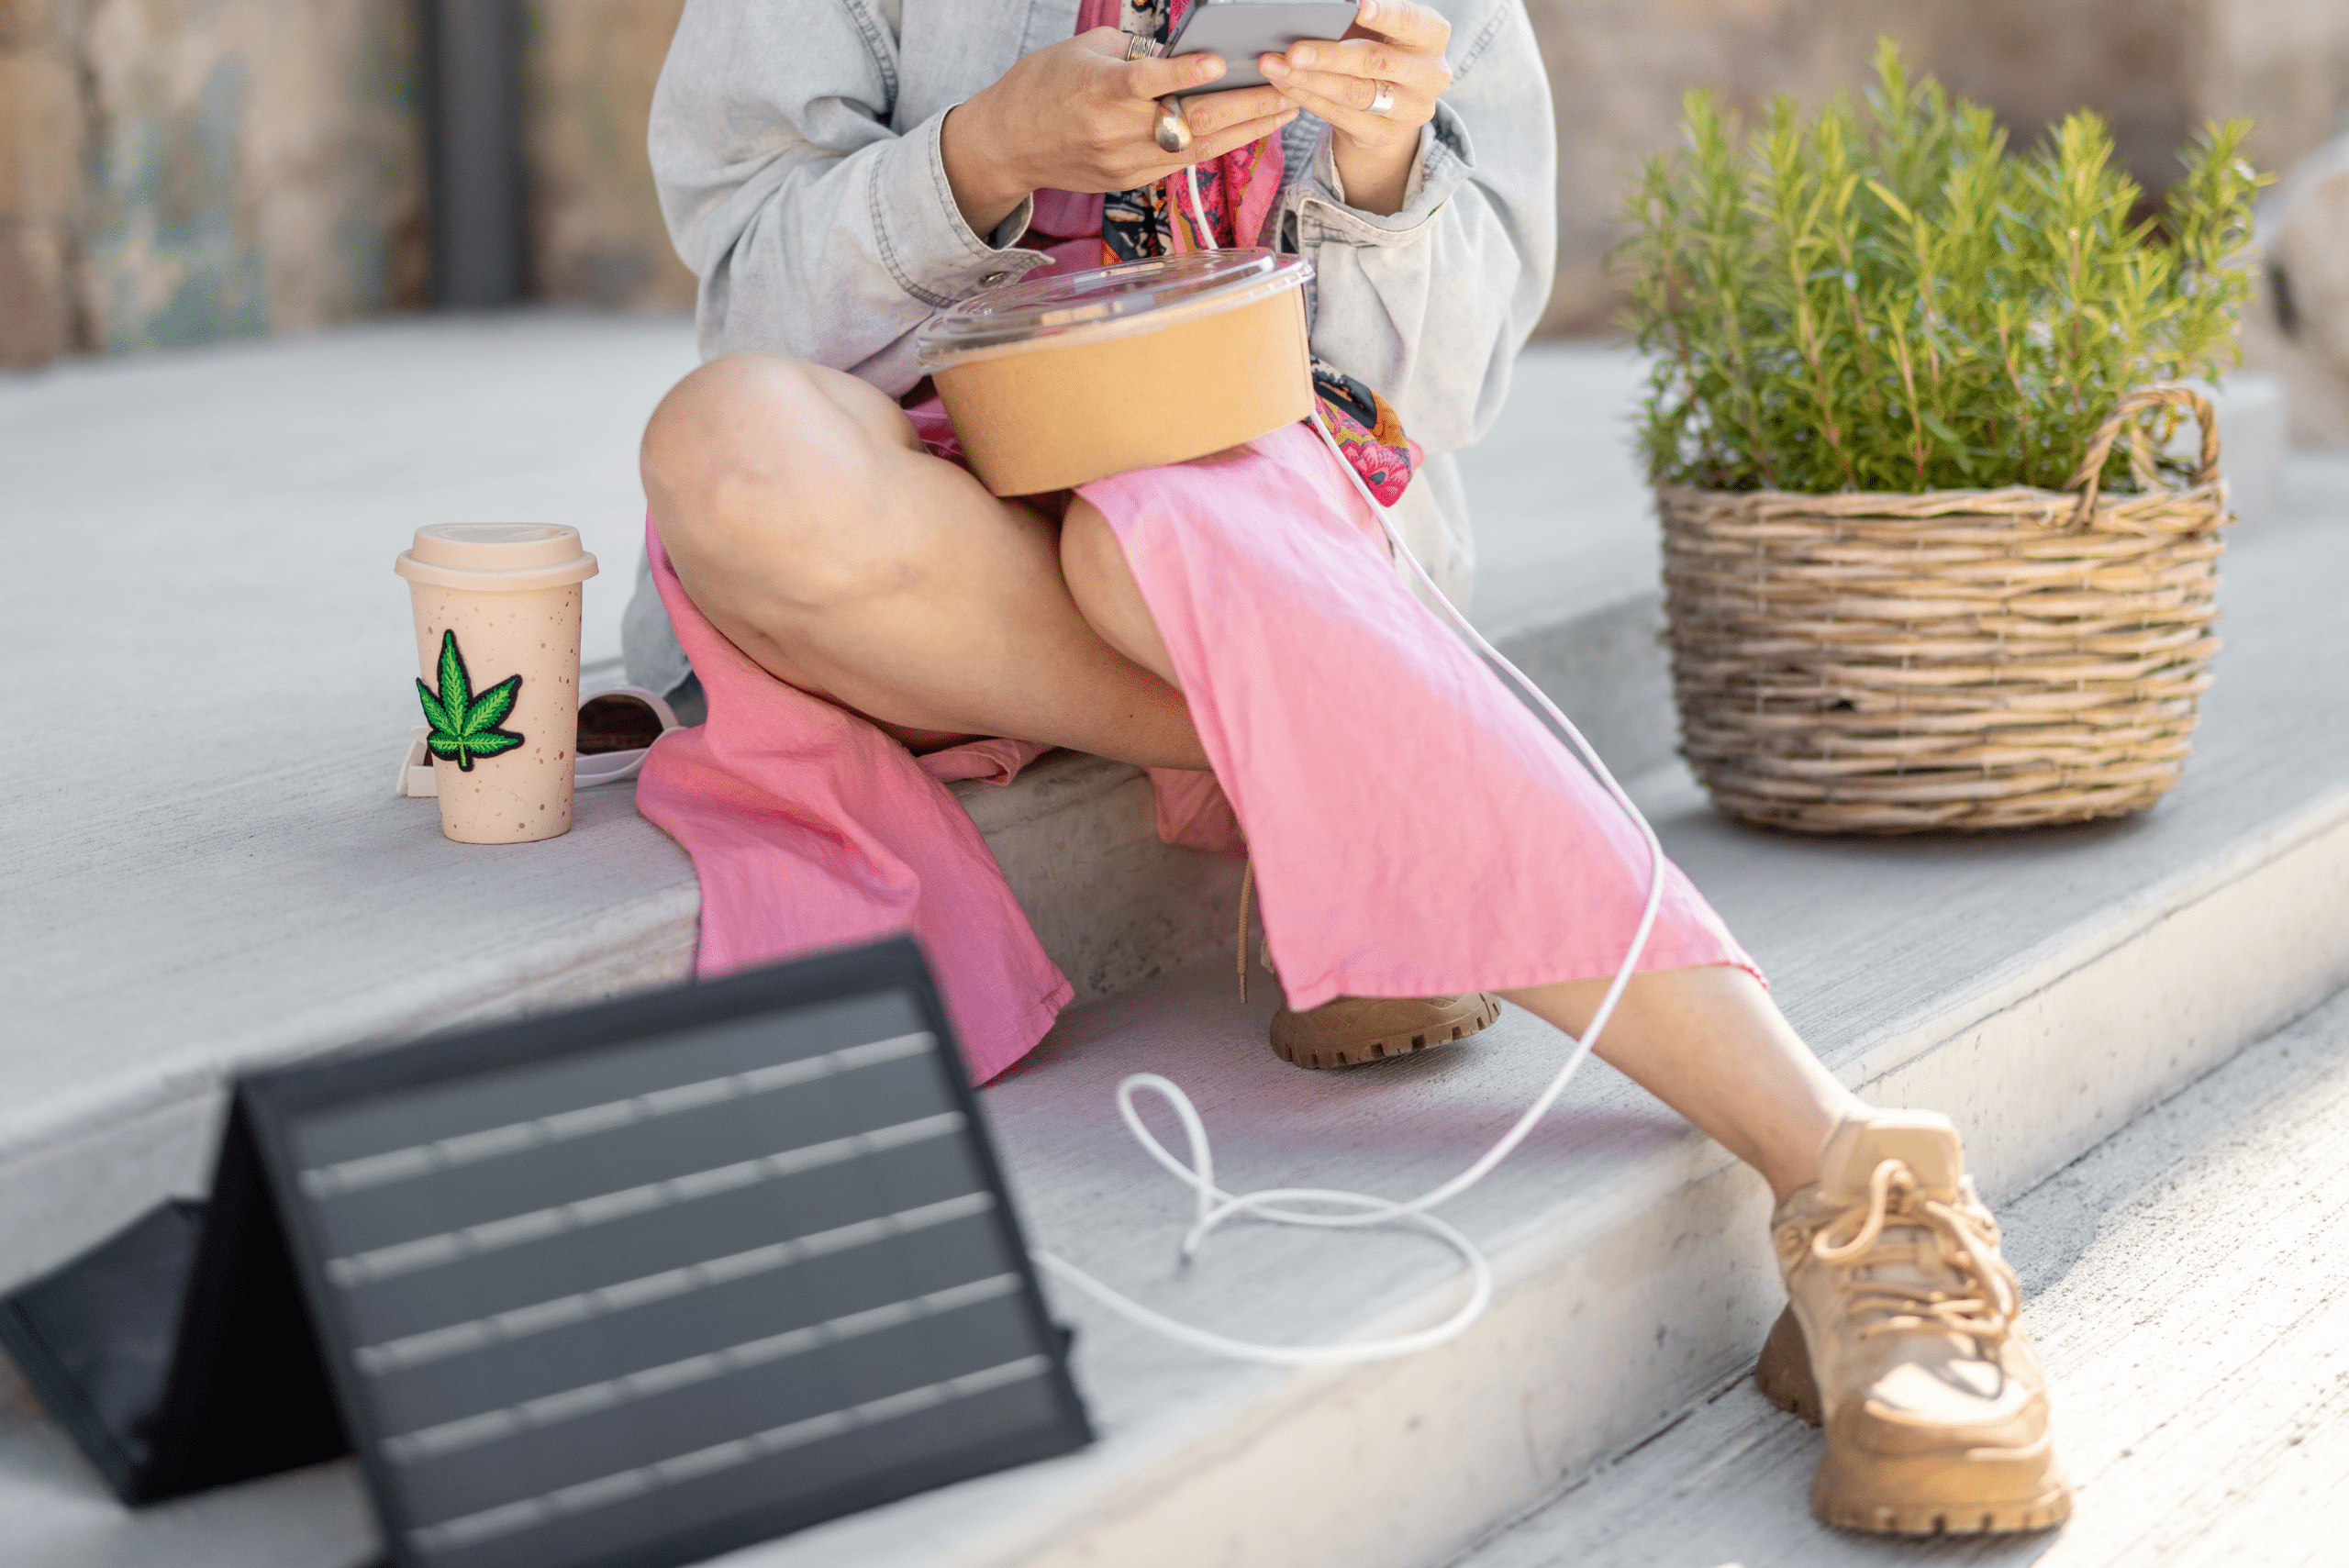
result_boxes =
[916,248,1311,367]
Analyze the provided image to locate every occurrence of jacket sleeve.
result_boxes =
[1281,0,1556,458]
[649,0,1051,393]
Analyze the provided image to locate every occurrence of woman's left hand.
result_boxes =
[1260,0,1452,217]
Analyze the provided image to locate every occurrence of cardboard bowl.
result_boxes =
[918,250,1314,497]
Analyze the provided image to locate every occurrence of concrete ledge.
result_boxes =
[807,769,2349,1568]
[642,459,2349,1568]
[0,323,2324,1567]
[1459,984,2349,1566]
[0,326,1677,1296]
[954,753,1249,1007]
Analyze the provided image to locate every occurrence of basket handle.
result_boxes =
[2063,382,2222,526]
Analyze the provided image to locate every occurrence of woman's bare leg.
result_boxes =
[653,377,1854,1191]
[1065,503,1864,1198]
[640,352,1208,770]
[1502,971,1862,1202]
[1061,498,1184,687]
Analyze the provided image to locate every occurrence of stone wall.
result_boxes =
[2242,134,2349,444]
[0,0,87,364]
[6,0,2347,365]
[521,0,694,313]
[0,0,425,365]
[521,0,690,314]
[1529,0,2349,333]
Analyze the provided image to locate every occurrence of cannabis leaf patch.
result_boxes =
[416,629,526,771]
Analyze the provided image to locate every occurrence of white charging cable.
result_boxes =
[1027,380,1670,1363]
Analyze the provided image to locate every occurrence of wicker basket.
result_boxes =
[1656,384,2233,835]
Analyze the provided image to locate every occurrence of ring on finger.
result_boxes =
[1125,32,1161,61]
[1365,80,1397,117]
[1154,97,1193,153]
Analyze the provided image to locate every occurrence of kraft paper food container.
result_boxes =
[917,249,1314,496]
[394,524,598,845]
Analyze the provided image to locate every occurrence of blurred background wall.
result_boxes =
[4,0,2346,368]
[1,0,425,363]
[0,0,692,369]
[1528,0,2349,333]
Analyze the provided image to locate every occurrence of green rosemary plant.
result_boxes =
[1619,41,2266,495]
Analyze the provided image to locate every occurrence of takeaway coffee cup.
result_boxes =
[395,524,598,844]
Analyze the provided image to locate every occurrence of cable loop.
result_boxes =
[1025,345,1666,1368]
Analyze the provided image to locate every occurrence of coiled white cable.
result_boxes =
[1026,379,1671,1363]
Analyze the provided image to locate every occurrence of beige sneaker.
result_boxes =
[1756,1111,2071,1535]
[1269,993,1502,1069]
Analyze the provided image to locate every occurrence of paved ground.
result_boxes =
[0,316,2334,1567]
[1460,983,2349,1568]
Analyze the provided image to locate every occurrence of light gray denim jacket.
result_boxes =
[623,0,1557,700]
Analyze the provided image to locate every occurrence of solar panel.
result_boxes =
[3,939,1090,1566]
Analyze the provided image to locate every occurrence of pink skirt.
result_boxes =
[636,415,1755,1084]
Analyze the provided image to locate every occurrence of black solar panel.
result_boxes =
[3,939,1089,1567]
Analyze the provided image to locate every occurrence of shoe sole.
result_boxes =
[1753,1306,2073,1536]
[1271,994,1502,1070]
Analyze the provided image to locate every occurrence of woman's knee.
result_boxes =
[640,353,914,607]
[1062,501,1181,688]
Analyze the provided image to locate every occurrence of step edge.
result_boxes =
[2,578,1671,1185]
[753,778,2349,1568]
[0,890,702,1191]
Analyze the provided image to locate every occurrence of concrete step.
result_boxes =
[0,314,2322,1565]
[0,323,1670,1296]
[4,439,2344,1567]
[1452,981,2349,1568]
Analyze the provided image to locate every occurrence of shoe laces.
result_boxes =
[1809,1158,2020,1348]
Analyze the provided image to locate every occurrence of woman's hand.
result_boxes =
[1261,0,1452,217]
[942,28,1299,238]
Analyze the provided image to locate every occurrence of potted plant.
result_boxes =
[1618,43,2266,833]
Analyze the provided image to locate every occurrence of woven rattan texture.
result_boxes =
[1657,385,2233,834]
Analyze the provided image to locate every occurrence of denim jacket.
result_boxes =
[623,0,1557,701]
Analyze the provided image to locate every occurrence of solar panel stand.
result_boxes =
[2,938,1089,1568]
[0,1099,350,1503]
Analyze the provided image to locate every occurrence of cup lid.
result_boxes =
[396,523,598,592]
[915,248,1311,367]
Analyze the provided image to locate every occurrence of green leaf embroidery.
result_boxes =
[416,629,527,772]
[462,674,521,736]
[438,630,472,726]
[415,683,454,738]
[462,731,526,761]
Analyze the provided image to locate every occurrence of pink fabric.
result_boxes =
[633,523,1072,1084]
[636,413,1756,1086]
[1074,425,1760,1007]
[1028,191,1104,242]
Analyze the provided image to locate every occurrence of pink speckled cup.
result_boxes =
[394,524,598,844]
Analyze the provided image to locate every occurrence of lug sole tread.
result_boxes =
[1272,995,1502,1070]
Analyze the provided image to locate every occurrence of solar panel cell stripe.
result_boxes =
[297,1032,934,1199]
[406,1356,1054,1557]
[351,1190,998,1374]
[382,1274,1023,1464]
[323,1109,966,1287]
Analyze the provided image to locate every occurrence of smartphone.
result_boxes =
[1167,1,1362,94]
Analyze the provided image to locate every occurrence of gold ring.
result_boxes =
[1154,98,1193,154]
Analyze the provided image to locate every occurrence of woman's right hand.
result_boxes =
[942,28,1299,237]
